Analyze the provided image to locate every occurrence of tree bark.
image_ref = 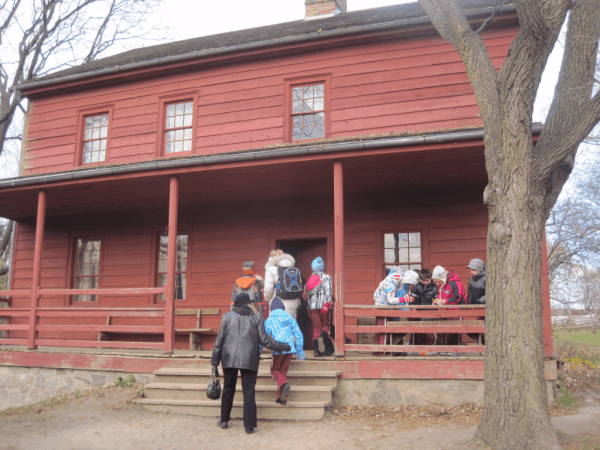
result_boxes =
[419,1,600,448]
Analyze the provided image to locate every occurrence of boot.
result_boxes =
[317,331,327,354]
[323,336,335,356]
[313,339,323,357]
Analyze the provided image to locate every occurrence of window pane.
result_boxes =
[303,85,314,98]
[293,100,303,113]
[166,117,175,128]
[100,115,109,126]
[304,114,314,125]
[410,264,422,271]
[92,140,100,151]
[398,265,409,273]
[93,116,101,127]
[183,140,192,151]
[314,125,325,138]
[410,248,421,263]
[175,129,184,140]
[184,102,193,114]
[92,127,100,139]
[183,114,192,127]
[293,128,303,140]
[175,115,183,128]
[303,100,314,112]
[314,98,324,111]
[315,84,324,97]
[85,117,93,128]
[398,233,409,248]
[175,141,183,152]
[384,233,395,248]
[399,248,409,263]
[293,87,302,100]
[166,131,174,142]
[409,233,421,247]
[184,128,192,140]
[98,151,106,162]
[176,103,184,115]
[384,249,396,264]
[165,142,173,153]
[85,128,93,140]
[100,139,107,150]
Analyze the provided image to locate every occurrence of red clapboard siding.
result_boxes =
[22,25,517,176]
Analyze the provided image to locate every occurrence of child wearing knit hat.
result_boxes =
[263,297,305,405]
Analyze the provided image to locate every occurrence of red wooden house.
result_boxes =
[0,0,555,396]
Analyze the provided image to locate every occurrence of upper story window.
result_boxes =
[165,101,193,154]
[384,232,421,277]
[292,84,325,141]
[83,114,109,163]
[156,232,188,301]
[73,238,102,302]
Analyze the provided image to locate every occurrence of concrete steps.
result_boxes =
[133,365,341,420]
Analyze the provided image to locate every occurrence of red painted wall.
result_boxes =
[8,184,488,349]
[22,27,518,176]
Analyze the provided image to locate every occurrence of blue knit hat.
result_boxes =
[311,257,325,272]
[270,297,285,312]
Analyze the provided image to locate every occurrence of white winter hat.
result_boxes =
[432,265,448,281]
[403,270,419,286]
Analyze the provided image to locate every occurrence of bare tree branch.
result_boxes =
[476,0,510,34]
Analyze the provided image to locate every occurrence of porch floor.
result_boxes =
[0,345,486,361]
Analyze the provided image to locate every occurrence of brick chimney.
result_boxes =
[305,0,347,20]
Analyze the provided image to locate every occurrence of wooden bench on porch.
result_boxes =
[98,308,220,351]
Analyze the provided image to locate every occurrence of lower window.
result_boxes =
[73,238,101,302]
[156,233,188,300]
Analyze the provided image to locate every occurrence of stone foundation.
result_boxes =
[333,378,556,406]
[0,366,153,411]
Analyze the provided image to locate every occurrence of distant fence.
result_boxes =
[551,314,595,329]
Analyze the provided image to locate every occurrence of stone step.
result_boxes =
[144,383,333,402]
[153,368,341,386]
[133,398,328,420]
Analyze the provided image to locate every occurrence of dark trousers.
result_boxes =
[221,368,258,429]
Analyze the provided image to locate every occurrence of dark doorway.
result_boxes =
[276,238,328,350]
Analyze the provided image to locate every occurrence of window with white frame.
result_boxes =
[164,101,193,153]
[384,232,422,277]
[291,84,325,140]
[83,114,109,163]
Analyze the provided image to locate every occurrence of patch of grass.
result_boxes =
[555,381,579,409]
[114,374,135,388]
[558,433,600,450]
[555,329,600,347]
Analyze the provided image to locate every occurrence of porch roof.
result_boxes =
[0,130,492,221]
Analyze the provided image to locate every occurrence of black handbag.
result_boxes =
[206,366,221,400]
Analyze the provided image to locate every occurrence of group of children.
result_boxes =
[373,258,487,348]
[234,251,334,405]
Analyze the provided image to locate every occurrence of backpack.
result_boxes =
[234,276,258,302]
[306,273,322,293]
[275,266,303,299]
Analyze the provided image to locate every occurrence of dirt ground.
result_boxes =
[0,383,599,450]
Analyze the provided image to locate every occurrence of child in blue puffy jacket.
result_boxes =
[263,297,305,405]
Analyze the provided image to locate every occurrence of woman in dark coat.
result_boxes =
[211,293,290,434]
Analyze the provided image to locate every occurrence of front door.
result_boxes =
[276,238,328,350]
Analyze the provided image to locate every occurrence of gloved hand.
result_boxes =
[298,352,306,360]
[321,302,331,314]
[282,344,292,352]
[387,296,400,305]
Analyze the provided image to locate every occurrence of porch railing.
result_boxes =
[0,287,167,350]
[341,304,486,355]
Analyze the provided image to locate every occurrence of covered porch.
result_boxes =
[0,132,553,364]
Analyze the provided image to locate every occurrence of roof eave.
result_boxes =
[15,4,517,95]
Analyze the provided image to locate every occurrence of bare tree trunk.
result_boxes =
[477,138,558,449]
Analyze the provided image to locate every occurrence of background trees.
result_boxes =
[0,0,167,282]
